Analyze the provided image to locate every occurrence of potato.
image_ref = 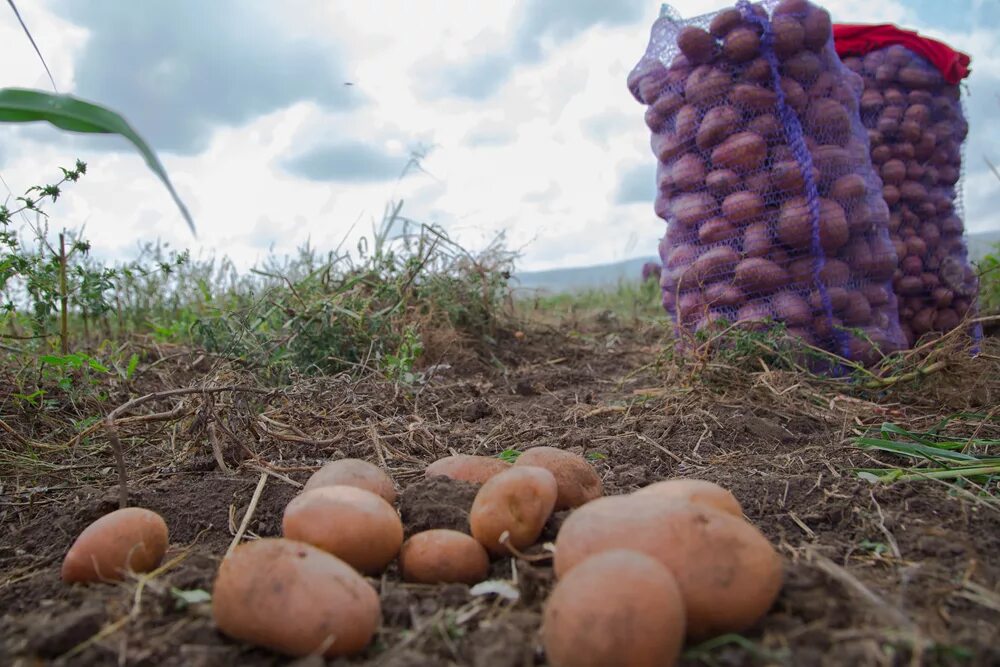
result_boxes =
[880,159,906,186]
[553,495,783,640]
[709,8,742,38]
[811,145,850,183]
[675,104,700,141]
[399,530,490,585]
[896,275,924,296]
[818,259,851,288]
[771,160,807,194]
[542,550,685,667]
[863,285,892,307]
[677,26,716,65]
[706,168,741,196]
[699,217,737,244]
[283,486,403,575]
[469,466,558,555]
[829,173,867,205]
[212,538,379,658]
[842,292,873,325]
[723,27,761,64]
[651,131,686,163]
[774,0,810,16]
[772,14,805,58]
[677,291,706,323]
[425,454,511,485]
[671,153,706,191]
[737,301,774,327]
[810,286,850,313]
[806,99,851,146]
[722,191,765,226]
[743,221,771,257]
[777,197,848,252]
[634,479,743,518]
[747,113,781,142]
[782,51,821,83]
[514,446,603,510]
[704,283,745,307]
[743,57,772,83]
[734,258,788,294]
[729,84,777,112]
[62,507,168,583]
[802,7,832,51]
[304,458,396,504]
[689,246,740,285]
[671,193,716,227]
[711,132,767,174]
[772,291,813,326]
[696,105,740,150]
[685,66,731,107]
[780,77,808,112]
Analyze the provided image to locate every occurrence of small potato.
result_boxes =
[711,132,767,174]
[734,258,789,295]
[818,259,851,288]
[634,479,743,518]
[862,285,892,307]
[811,145,851,183]
[671,193,716,227]
[829,173,867,205]
[772,14,805,57]
[651,131,686,163]
[722,191,766,226]
[699,217,737,245]
[671,153,706,191]
[771,161,807,194]
[860,89,884,114]
[678,26,716,65]
[723,27,761,64]
[514,446,603,510]
[553,495,783,641]
[542,550,685,667]
[743,221,771,258]
[304,458,396,504]
[806,99,850,146]
[399,530,490,585]
[283,486,403,575]
[212,539,379,658]
[743,57,772,83]
[780,77,808,112]
[748,113,781,141]
[696,105,740,150]
[62,508,168,583]
[782,51,821,84]
[729,84,777,112]
[685,66,732,107]
[469,466,558,556]
[881,159,906,186]
[675,104,700,141]
[842,292,873,326]
[425,454,510,485]
[706,169,741,196]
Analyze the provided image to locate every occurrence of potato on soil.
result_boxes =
[542,550,686,667]
[553,495,783,640]
[469,466,558,556]
[62,507,168,583]
[212,538,379,658]
[514,446,603,510]
[303,458,396,504]
[425,454,510,485]
[633,479,743,518]
[399,530,490,585]
[282,486,403,575]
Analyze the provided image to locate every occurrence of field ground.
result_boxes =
[1,312,999,667]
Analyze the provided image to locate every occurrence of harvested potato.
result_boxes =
[282,486,403,575]
[469,466,558,555]
[62,507,168,583]
[696,105,740,150]
[633,479,743,518]
[304,458,396,504]
[212,538,379,658]
[723,27,761,64]
[399,530,490,585]
[553,495,783,640]
[677,26,715,65]
[542,550,686,667]
[711,132,767,174]
[734,258,788,294]
[722,191,766,226]
[514,446,603,510]
[425,454,510,485]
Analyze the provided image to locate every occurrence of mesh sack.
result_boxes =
[834,28,978,347]
[627,0,907,366]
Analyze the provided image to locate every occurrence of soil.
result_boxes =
[1,322,998,666]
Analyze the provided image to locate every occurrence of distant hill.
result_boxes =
[513,230,1000,294]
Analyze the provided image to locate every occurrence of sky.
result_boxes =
[0,0,997,274]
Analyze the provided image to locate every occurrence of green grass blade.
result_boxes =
[0,87,195,234]
[6,0,57,92]
[855,437,979,462]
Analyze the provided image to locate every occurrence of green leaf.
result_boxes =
[125,353,139,379]
[170,587,212,609]
[0,88,195,234]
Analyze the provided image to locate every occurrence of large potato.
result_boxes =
[62,507,168,583]
[304,458,396,504]
[514,446,603,510]
[425,454,510,485]
[469,466,558,555]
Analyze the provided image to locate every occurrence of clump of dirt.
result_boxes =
[399,476,480,537]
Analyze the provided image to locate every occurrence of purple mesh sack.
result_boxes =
[627,0,908,366]
[837,38,978,348]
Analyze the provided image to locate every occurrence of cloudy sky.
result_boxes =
[0,0,998,273]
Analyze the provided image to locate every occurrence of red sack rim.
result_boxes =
[833,23,972,85]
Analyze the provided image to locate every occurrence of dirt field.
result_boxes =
[1,320,998,666]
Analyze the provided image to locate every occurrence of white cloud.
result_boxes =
[0,0,997,278]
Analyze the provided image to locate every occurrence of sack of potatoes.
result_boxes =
[834,25,979,348]
[627,0,909,366]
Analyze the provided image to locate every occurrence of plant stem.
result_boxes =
[58,231,68,354]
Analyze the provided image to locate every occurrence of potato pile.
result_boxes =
[841,46,977,346]
[627,0,908,364]
[60,452,784,665]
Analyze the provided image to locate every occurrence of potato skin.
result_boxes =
[62,507,168,583]
[711,132,768,174]
[542,550,686,667]
[282,486,403,575]
[469,466,558,555]
[677,26,715,65]
[514,446,603,510]
[425,454,511,485]
[399,530,490,585]
[633,479,743,518]
[553,495,783,640]
[734,258,788,295]
[212,538,380,658]
[304,458,396,504]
